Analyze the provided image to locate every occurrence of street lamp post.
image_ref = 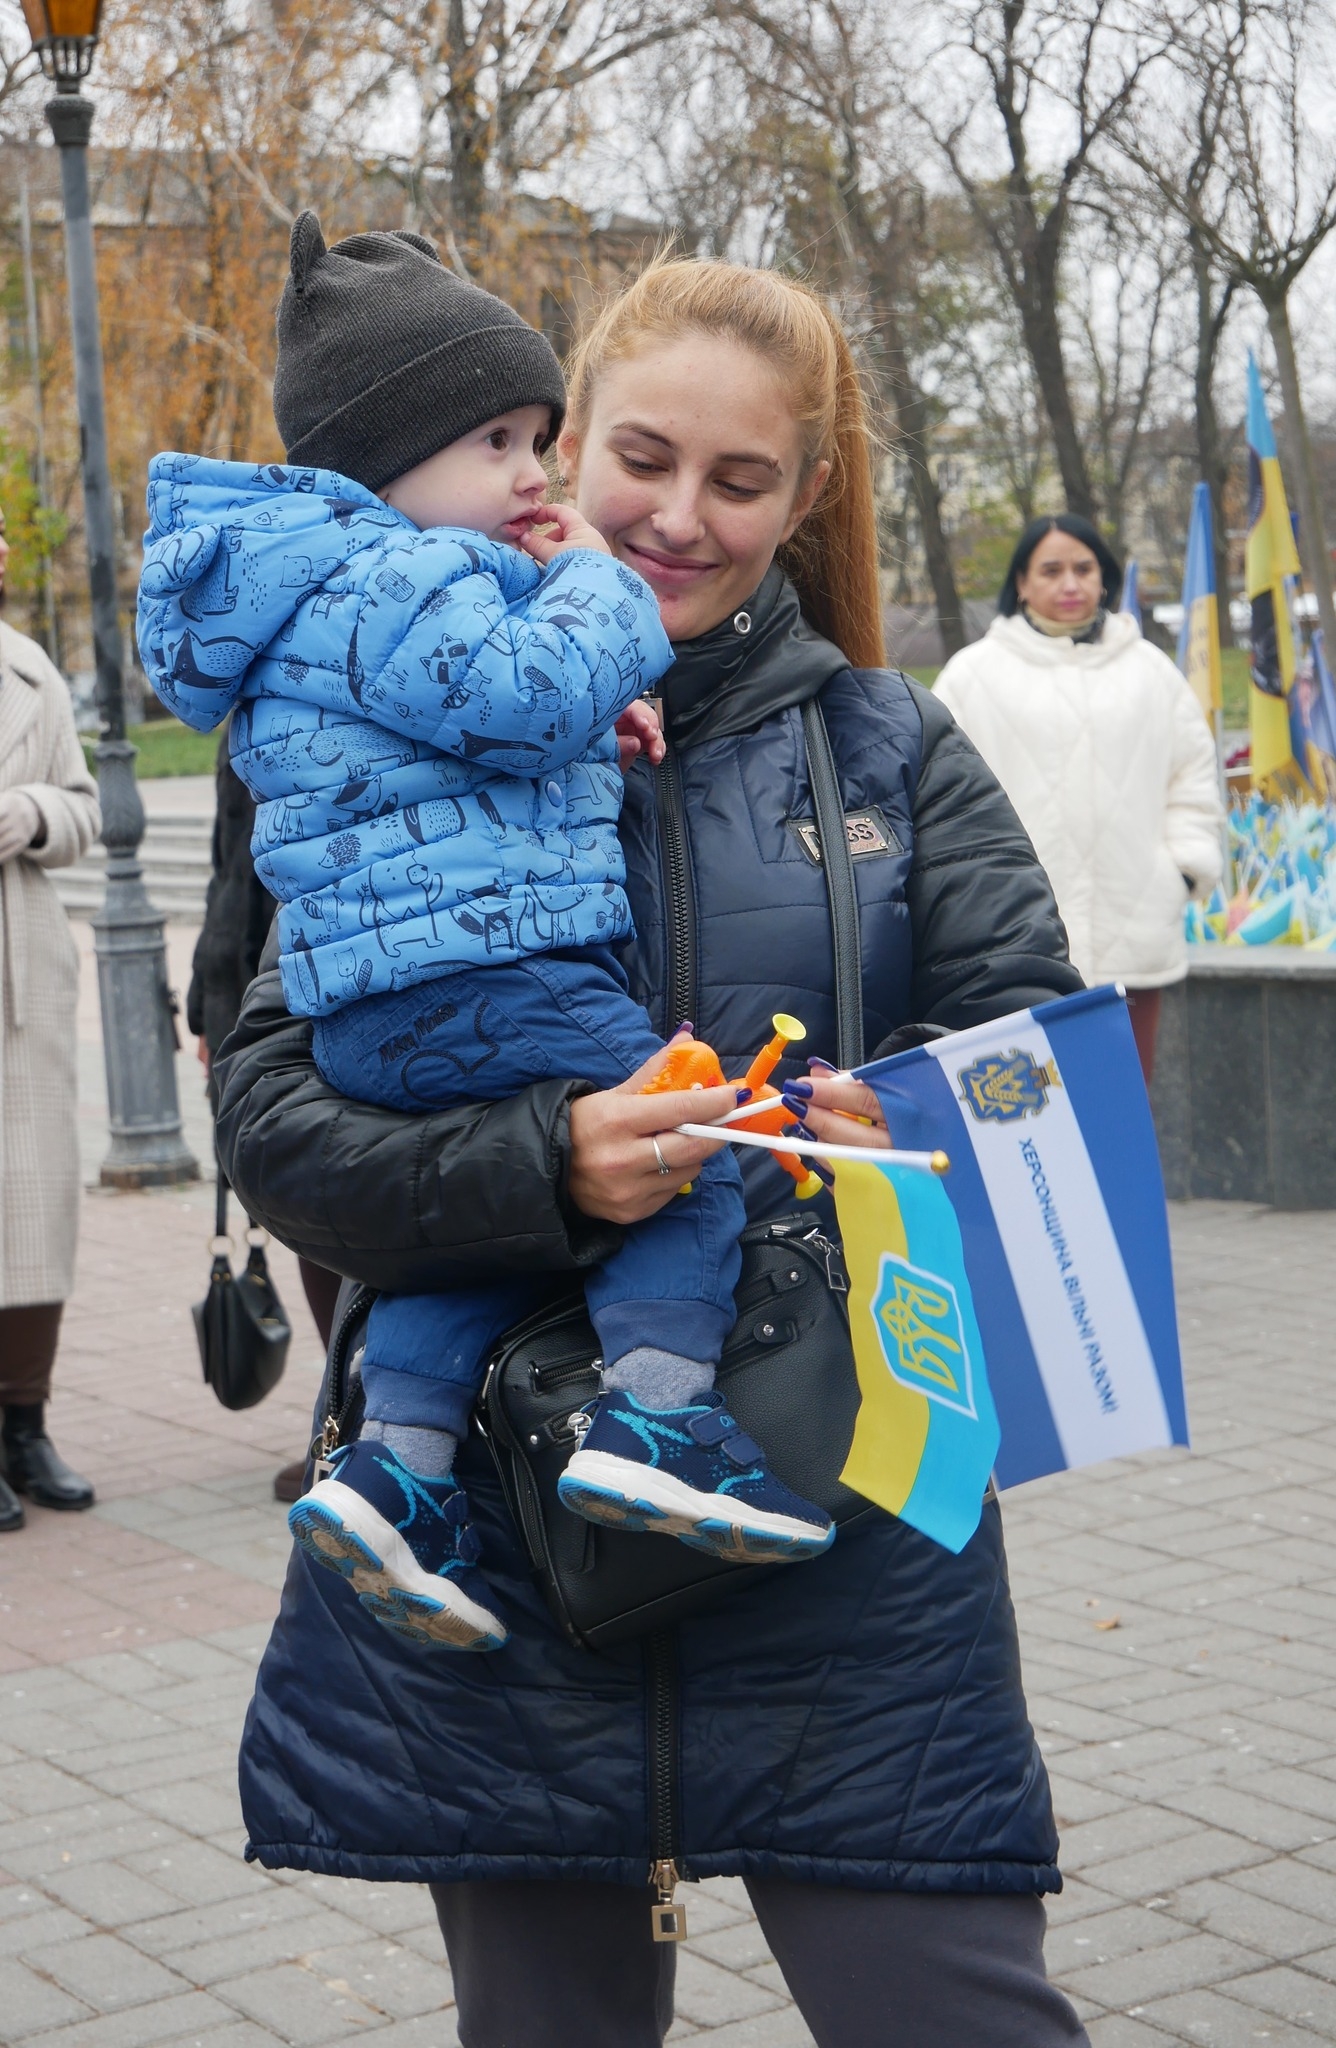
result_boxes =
[21,0,196,1188]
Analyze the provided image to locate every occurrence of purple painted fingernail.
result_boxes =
[673,1020,695,1037]
[808,1056,837,1074]
[735,1087,754,1103]
[785,1077,814,1098]
[813,1161,836,1188]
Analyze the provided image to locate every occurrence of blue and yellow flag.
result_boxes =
[1246,354,1303,788]
[1289,630,1336,800]
[832,990,1189,1556]
[1176,482,1222,720]
[835,1157,1000,1554]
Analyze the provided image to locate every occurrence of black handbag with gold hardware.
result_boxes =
[193,1169,292,1411]
[477,1213,872,1650]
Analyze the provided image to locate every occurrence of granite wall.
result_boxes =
[1150,951,1336,1208]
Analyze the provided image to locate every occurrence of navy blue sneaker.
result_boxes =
[558,1390,835,1563]
[288,1441,508,1650]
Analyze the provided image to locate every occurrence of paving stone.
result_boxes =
[1164,1878,1335,1961]
[1219,1963,1336,2031]
[668,2012,816,2047]
[1062,1931,1263,2009]
[119,1844,268,1910]
[1157,1785,1336,1853]
[125,1784,248,1841]
[0,1955,94,2036]
[333,2019,461,2048]
[19,1992,238,2048]
[1085,2020,1179,2045]
[1090,1828,1272,1901]
[1056,1804,1201,1869]
[159,1906,375,1986]
[153,2027,287,2048]
[671,1949,787,2027]
[1045,1902,1194,1975]
[1136,1985,1326,2044]
[686,1918,775,1971]
[208,1960,402,2041]
[43,1868,185,1930]
[1230,1856,1336,1921]
[25,1933,190,2012]
[299,1938,453,2022]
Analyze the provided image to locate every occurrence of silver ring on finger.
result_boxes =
[652,1136,674,1177]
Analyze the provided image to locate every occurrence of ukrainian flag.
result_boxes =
[836,1158,1000,1554]
[1246,354,1303,788]
[1177,482,1222,722]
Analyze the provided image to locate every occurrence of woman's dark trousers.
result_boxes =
[431,1877,1089,2048]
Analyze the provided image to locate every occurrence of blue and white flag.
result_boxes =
[855,986,1188,1491]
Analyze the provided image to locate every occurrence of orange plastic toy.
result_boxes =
[641,1013,824,1199]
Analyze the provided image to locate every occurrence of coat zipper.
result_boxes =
[654,745,697,1034]
[645,1629,687,1940]
[312,1284,375,1475]
[644,743,697,1937]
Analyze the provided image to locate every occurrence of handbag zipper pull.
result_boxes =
[312,1414,340,1483]
[649,1858,687,1942]
[806,1229,849,1294]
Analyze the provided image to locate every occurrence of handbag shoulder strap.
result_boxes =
[215,1162,229,1240]
[801,695,864,1070]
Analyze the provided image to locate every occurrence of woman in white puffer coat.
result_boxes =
[934,514,1224,1081]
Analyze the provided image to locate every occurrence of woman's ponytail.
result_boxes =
[566,259,886,671]
[778,311,885,671]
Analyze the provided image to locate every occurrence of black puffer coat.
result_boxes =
[218,570,1082,1893]
[186,735,276,1063]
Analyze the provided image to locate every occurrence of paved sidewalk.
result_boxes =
[4,1159,1336,2040]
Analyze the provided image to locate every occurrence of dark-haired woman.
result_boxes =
[935,515,1223,1081]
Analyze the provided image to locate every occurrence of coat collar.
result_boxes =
[986,608,1142,670]
[0,626,43,767]
[659,565,849,748]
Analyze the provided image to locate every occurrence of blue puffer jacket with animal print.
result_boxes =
[136,455,672,1017]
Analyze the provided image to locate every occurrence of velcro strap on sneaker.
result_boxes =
[688,1410,762,1465]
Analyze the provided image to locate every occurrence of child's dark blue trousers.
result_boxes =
[313,951,746,1437]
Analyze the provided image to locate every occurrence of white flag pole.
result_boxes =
[674,1122,949,1173]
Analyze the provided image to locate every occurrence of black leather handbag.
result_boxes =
[478,697,875,1650]
[193,1170,292,1411]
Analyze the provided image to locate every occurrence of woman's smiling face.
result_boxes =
[559,333,828,644]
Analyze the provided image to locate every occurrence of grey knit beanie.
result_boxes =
[272,212,566,492]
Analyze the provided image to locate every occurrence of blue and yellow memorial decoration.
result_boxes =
[1245,354,1304,792]
[836,1158,1000,1555]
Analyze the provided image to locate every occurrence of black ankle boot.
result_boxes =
[0,1472,23,1532]
[2,1405,95,1511]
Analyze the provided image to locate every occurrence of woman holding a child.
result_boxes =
[202,231,1089,2046]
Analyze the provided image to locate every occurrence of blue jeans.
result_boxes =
[313,953,745,1437]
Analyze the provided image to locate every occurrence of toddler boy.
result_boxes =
[138,214,832,1652]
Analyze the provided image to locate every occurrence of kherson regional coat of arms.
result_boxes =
[957,1048,1062,1124]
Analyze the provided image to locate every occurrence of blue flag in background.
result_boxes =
[852,988,1188,1494]
[1176,481,1222,722]
[1120,559,1141,628]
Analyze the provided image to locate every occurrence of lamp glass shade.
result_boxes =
[21,0,103,40]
